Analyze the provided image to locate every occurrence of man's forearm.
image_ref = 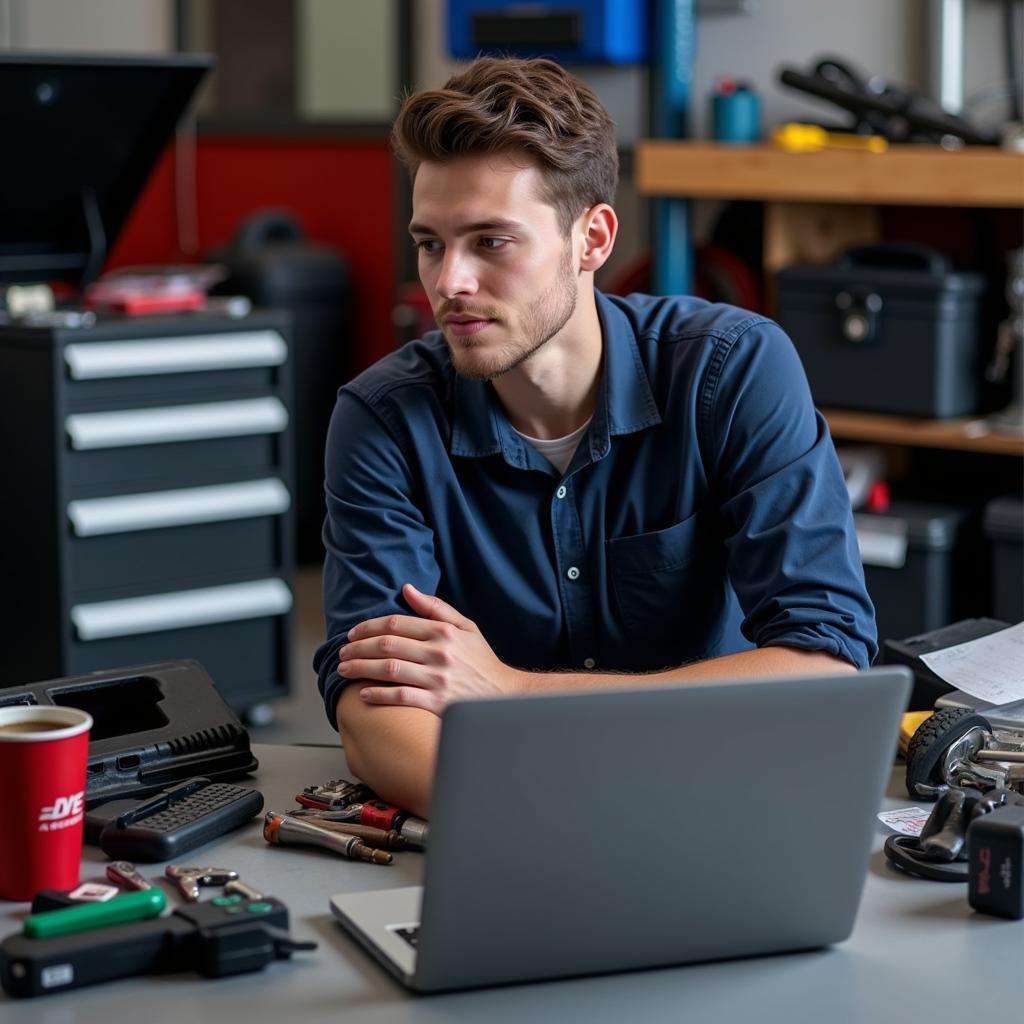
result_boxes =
[515,646,855,694]
[337,646,851,816]
[336,684,440,818]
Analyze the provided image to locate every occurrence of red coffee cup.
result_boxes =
[0,705,92,902]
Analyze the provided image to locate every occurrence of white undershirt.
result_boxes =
[513,417,593,475]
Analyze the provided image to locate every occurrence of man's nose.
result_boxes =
[434,251,477,298]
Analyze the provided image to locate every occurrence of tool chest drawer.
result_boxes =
[65,435,285,491]
[65,516,286,597]
[0,311,295,716]
[63,329,286,381]
[65,614,291,708]
[61,329,287,406]
[62,395,290,491]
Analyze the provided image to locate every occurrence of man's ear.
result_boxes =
[578,204,618,273]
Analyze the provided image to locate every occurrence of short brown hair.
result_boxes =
[391,57,618,234]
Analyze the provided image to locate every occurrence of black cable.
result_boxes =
[883,835,969,882]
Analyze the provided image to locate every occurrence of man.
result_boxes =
[314,57,876,818]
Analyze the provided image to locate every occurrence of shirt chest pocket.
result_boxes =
[606,513,722,653]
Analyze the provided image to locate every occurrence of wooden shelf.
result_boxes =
[635,141,1024,207]
[823,409,1024,456]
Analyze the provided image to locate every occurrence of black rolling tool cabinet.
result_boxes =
[0,310,295,721]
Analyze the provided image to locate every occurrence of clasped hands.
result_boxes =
[338,583,529,715]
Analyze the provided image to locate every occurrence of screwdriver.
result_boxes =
[263,812,393,864]
[289,800,428,849]
[289,813,409,850]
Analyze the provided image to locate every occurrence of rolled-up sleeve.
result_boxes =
[703,320,877,669]
[314,391,441,727]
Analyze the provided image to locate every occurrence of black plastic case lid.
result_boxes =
[0,52,212,288]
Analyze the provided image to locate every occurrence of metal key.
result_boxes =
[165,865,238,902]
[223,879,265,900]
[106,861,153,892]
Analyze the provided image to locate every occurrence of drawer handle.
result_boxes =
[71,578,293,641]
[64,331,287,379]
[65,397,288,450]
[67,478,291,536]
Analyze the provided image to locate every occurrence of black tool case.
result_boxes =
[777,243,986,418]
[883,617,1011,710]
[854,500,971,646]
[0,660,258,807]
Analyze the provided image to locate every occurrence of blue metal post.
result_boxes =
[650,0,696,296]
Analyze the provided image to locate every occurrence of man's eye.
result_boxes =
[415,239,442,255]
[478,238,509,251]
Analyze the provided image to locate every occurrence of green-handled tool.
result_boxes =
[23,888,166,939]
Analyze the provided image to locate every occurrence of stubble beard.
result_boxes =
[444,243,578,382]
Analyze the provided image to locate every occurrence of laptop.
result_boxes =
[330,666,911,993]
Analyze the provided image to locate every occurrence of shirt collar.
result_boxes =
[450,290,662,467]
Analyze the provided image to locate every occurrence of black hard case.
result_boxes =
[883,618,1011,711]
[855,500,970,646]
[0,660,257,807]
[777,243,985,418]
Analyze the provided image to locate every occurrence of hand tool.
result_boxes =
[223,879,265,900]
[105,861,153,891]
[263,812,393,864]
[296,778,374,811]
[164,865,238,901]
[291,799,428,849]
[290,811,409,850]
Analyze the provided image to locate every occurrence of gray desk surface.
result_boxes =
[2,742,1020,1023]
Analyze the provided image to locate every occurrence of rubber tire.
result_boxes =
[905,707,992,800]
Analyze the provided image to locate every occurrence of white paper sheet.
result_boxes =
[919,621,1024,704]
[877,806,932,837]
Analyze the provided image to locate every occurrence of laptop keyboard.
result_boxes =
[393,925,420,949]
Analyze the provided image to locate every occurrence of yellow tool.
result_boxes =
[899,710,934,756]
[773,122,889,153]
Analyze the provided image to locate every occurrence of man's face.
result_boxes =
[410,153,579,381]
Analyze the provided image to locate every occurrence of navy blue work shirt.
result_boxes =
[315,291,877,726]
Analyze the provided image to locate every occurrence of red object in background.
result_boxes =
[866,480,891,513]
[0,707,92,902]
[107,136,396,373]
[84,283,207,315]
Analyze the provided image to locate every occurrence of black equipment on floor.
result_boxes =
[211,210,351,564]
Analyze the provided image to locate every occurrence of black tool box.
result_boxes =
[0,55,294,721]
[854,500,971,647]
[777,243,986,418]
[883,617,1010,710]
[0,660,258,807]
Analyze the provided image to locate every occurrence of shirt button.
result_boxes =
[583,657,596,669]
[555,485,567,499]
[567,566,580,581]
